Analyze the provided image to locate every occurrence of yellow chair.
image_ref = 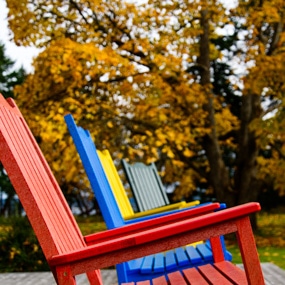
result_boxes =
[97,149,200,220]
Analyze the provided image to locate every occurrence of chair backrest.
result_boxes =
[122,159,170,211]
[97,149,135,219]
[64,114,125,229]
[0,95,86,261]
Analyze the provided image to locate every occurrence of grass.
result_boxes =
[76,215,106,235]
[228,245,285,269]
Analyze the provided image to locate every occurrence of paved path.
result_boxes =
[0,263,284,284]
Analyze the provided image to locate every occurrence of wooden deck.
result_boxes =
[0,263,284,284]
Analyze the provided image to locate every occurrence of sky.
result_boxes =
[0,0,39,72]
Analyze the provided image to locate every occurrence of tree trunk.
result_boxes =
[198,9,262,211]
[235,93,263,205]
[198,9,234,206]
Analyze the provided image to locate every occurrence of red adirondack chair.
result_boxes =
[0,94,264,284]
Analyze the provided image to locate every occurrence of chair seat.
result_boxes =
[123,261,248,285]
[126,243,214,276]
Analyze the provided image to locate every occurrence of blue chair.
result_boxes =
[64,114,232,283]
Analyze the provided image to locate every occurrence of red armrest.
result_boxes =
[85,202,221,244]
[49,202,260,268]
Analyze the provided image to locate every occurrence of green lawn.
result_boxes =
[228,245,285,269]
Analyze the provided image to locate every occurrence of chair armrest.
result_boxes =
[124,200,200,220]
[49,202,261,270]
[84,202,221,243]
[123,202,217,223]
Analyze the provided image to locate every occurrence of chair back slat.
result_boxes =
[64,114,125,229]
[97,149,135,218]
[122,160,170,212]
[0,97,85,260]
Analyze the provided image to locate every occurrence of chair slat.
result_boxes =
[196,243,214,262]
[175,247,191,267]
[165,250,178,271]
[214,261,247,284]
[168,271,188,284]
[185,245,204,264]
[141,255,154,274]
[198,264,233,284]
[153,253,165,273]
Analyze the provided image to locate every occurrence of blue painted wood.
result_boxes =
[196,244,214,262]
[141,255,154,274]
[185,246,204,264]
[64,114,232,283]
[64,115,124,229]
[175,248,191,267]
[153,253,165,273]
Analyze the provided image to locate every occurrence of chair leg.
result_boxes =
[87,270,103,285]
[236,217,265,285]
[56,266,76,285]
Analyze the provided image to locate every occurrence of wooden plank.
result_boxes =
[153,253,165,273]
[175,247,191,266]
[97,149,134,219]
[168,271,188,284]
[165,250,178,270]
[185,245,204,264]
[137,281,151,285]
[198,264,233,284]
[141,255,154,274]
[183,267,209,284]
[214,261,247,284]
[127,258,144,273]
[196,243,214,261]
[152,276,168,285]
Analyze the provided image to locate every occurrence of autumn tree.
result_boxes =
[6,0,285,213]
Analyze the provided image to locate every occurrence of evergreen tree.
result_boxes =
[0,41,26,216]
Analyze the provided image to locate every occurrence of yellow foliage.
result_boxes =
[7,0,285,201]
[183,148,194,158]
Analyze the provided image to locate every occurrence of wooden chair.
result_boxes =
[97,148,199,220]
[97,148,232,258]
[122,159,194,213]
[0,94,264,284]
[65,114,245,283]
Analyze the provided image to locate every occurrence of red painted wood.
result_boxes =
[84,203,221,244]
[236,217,264,285]
[152,275,168,285]
[86,270,103,285]
[210,236,225,263]
[167,271,188,284]
[121,281,150,285]
[56,266,77,285]
[183,267,210,284]
[214,261,247,284]
[198,264,233,284]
